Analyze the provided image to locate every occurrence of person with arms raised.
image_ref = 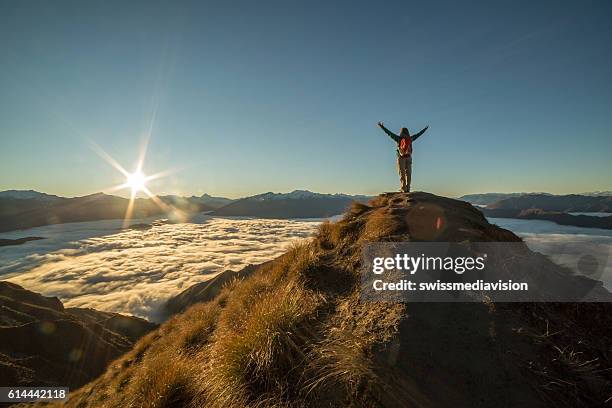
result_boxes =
[378,122,429,192]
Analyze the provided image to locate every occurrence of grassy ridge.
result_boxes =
[51,193,611,408]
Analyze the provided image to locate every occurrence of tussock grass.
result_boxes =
[306,295,404,400]
[202,281,323,407]
[124,351,198,408]
[56,196,409,408]
[60,302,222,408]
[514,302,612,407]
[359,210,403,242]
[347,201,372,218]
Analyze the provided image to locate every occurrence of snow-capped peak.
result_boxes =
[249,190,369,201]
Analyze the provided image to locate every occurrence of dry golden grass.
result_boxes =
[201,282,323,407]
[305,294,405,401]
[53,196,410,408]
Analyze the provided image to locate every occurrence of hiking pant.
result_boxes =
[397,156,412,192]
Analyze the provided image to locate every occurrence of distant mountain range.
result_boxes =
[247,190,371,202]
[485,194,612,212]
[0,193,163,233]
[460,191,612,206]
[462,193,612,229]
[158,193,233,210]
[0,189,63,201]
[580,191,612,197]
[0,189,371,232]
[211,190,372,218]
[199,193,234,208]
[459,193,548,206]
[4,188,609,233]
[0,191,224,233]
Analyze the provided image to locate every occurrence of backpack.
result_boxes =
[399,137,412,156]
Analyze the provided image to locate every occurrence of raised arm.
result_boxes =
[377,122,400,142]
[411,125,429,142]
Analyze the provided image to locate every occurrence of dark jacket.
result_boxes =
[379,124,429,157]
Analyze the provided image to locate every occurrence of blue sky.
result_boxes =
[1,0,611,198]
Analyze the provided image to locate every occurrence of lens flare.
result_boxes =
[89,137,179,227]
[126,171,147,193]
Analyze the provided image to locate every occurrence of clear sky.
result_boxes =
[1,0,611,198]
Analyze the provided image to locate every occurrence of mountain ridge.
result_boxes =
[486,193,612,212]
[461,191,612,207]
[56,192,612,408]
[211,190,372,218]
[198,193,234,208]
[0,190,63,201]
[0,281,156,389]
[0,189,371,232]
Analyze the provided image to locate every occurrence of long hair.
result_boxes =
[399,127,410,137]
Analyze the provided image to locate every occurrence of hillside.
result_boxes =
[56,192,611,408]
[487,193,612,212]
[211,190,371,218]
[516,208,612,228]
[482,208,612,229]
[163,263,264,317]
[0,282,156,389]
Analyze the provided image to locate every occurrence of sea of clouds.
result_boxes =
[1,215,610,322]
[0,215,320,321]
[490,217,612,291]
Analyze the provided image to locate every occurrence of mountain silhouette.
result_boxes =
[0,189,367,232]
[211,190,372,218]
[198,193,234,209]
[0,192,215,233]
[0,190,62,201]
[459,192,547,205]
[487,193,612,212]
[481,207,612,229]
[0,281,156,389]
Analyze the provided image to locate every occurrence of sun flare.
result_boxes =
[126,171,147,193]
[90,138,177,227]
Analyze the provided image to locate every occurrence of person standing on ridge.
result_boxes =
[377,122,429,192]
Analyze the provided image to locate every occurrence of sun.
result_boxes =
[126,171,147,193]
[90,137,178,227]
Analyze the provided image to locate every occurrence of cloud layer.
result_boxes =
[2,215,610,322]
[1,217,320,321]
[490,217,612,290]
